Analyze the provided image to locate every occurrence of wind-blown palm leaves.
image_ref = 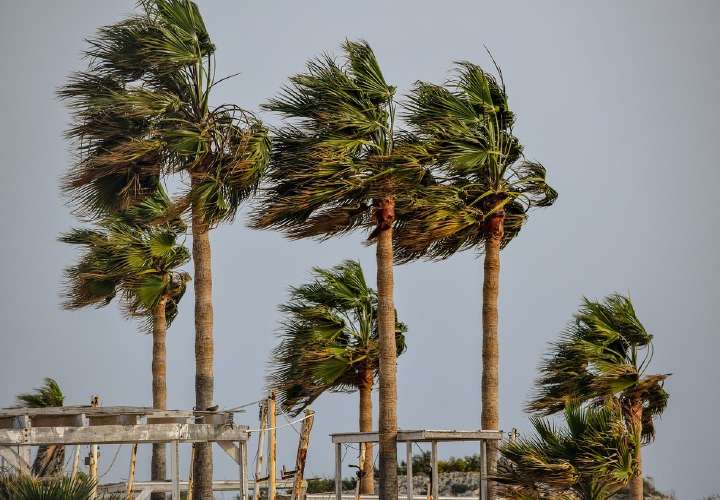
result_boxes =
[527,294,669,500]
[0,473,109,500]
[59,2,270,496]
[15,379,65,477]
[254,40,424,499]
[392,61,557,497]
[60,187,189,494]
[497,403,637,500]
[268,260,406,494]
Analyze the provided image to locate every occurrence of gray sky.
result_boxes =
[1,1,718,497]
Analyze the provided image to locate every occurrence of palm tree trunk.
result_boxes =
[376,196,398,500]
[151,297,168,500]
[359,364,375,495]
[191,176,215,500]
[482,211,504,500]
[628,395,644,500]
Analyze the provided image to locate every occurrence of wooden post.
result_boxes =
[430,441,438,500]
[291,409,315,500]
[239,440,249,500]
[267,392,277,500]
[89,396,100,499]
[71,445,81,479]
[126,443,138,500]
[406,441,413,500]
[188,444,196,500]
[254,402,268,500]
[335,442,342,500]
[355,442,363,500]
[171,441,180,500]
[479,440,487,500]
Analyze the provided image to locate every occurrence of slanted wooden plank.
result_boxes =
[291,409,314,500]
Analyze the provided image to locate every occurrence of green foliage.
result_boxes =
[15,379,64,408]
[268,260,406,415]
[305,477,357,494]
[394,60,557,262]
[528,294,670,444]
[59,0,269,225]
[253,39,425,239]
[0,473,118,500]
[60,187,190,331]
[497,403,637,500]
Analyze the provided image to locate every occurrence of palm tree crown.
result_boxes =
[60,188,190,330]
[497,403,637,500]
[58,0,270,225]
[527,294,669,444]
[15,378,64,409]
[394,61,557,261]
[268,260,406,416]
[252,39,423,238]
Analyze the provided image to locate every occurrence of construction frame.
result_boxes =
[330,429,503,500]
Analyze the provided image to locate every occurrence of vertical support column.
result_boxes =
[268,392,277,500]
[239,440,248,500]
[292,409,315,500]
[89,395,100,500]
[71,445,81,479]
[171,441,180,500]
[254,402,267,500]
[335,442,342,500]
[430,441,438,500]
[479,440,487,500]
[127,443,138,500]
[406,441,413,500]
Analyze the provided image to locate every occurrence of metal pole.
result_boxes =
[406,441,413,500]
[479,440,487,500]
[335,442,342,500]
[430,441,438,500]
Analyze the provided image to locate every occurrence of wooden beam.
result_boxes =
[171,441,180,500]
[335,442,342,500]
[406,441,413,500]
[291,409,314,500]
[268,392,277,500]
[89,396,100,500]
[479,440,487,500]
[127,443,138,500]
[254,402,267,500]
[239,440,248,500]
[0,423,248,446]
[430,441,438,500]
[330,430,503,444]
[218,440,241,464]
[71,445,81,478]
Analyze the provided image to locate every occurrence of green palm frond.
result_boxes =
[60,186,190,333]
[394,60,556,262]
[59,0,269,225]
[528,294,670,445]
[268,260,407,415]
[16,378,65,408]
[498,403,637,500]
[253,39,424,240]
[0,473,115,500]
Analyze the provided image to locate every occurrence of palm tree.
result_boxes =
[60,189,190,499]
[268,260,407,494]
[15,379,66,477]
[253,40,424,499]
[393,61,557,495]
[58,2,270,496]
[527,294,670,500]
[0,473,111,500]
[497,403,637,500]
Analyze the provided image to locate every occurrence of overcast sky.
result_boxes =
[1,1,718,498]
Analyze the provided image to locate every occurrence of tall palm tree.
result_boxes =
[58,2,270,496]
[268,260,407,494]
[15,379,66,477]
[527,294,670,500]
[497,403,637,500]
[60,189,190,499]
[393,61,557,496]
[253,40,424,499]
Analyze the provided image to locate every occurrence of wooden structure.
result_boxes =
[0,405,249,500]
[330,429,503,500]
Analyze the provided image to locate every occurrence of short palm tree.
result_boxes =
[59,2,270,495]
[60,188,190,496]
[497,403,637,500]
[393,61,557,495]
[0,473,118,500]
[15,379,65,477]
[253,40,424,499]
[527,294,670,500]
[268,260,407,494]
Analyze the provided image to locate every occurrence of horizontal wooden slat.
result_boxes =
[330,429,503,444]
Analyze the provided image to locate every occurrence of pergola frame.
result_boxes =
[330,430,502,500]
[0,406,250,500]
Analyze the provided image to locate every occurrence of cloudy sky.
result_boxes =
[1,1,718,498]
